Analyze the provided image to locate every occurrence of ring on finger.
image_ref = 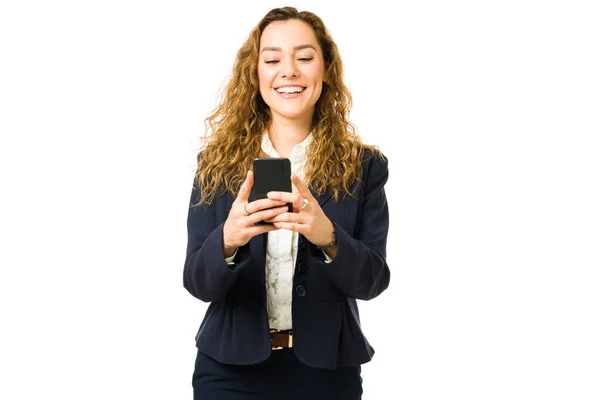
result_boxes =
[243,203,250,216]
[299,198,309,210]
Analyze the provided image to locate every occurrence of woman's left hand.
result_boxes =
[266,175,334,248]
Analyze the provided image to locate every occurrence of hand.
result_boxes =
[266,175,335,248]
[222,171,289,256]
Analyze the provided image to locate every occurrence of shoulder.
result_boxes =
[360,146,389,179]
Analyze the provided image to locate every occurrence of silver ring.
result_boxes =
[299,198,309,210]
[243,203,250,216]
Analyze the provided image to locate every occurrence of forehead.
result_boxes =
[260,19,320,51]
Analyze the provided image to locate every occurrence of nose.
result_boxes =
[280,57,298,79]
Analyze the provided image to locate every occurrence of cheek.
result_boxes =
[311,79,324,98]
[258,67,274,87]
[257,71,270,100]
[312,86,323,102]
[257,70,266,88]
[309,65,326,87]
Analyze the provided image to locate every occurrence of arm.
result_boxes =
[183,180,245,302]
[317,153,391,300]
[183,166,285,302]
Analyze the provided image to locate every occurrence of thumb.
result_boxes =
[236,170,253,202]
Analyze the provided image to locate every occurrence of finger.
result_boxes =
[273,221,306,234]
[266,191,300,204]
[263,209,295,223]
[236,170,253,202]
[268,212,303,224]
[267,190,306,211]
[249,206,290,225]
[290,175,315,201]
[246,198,287,214]
[292,197,310,212]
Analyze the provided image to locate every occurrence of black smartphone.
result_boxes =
[253,158,293,224]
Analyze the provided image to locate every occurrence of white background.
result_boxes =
[1,0,599,399]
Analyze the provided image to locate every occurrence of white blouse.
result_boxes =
[261,132,311,330]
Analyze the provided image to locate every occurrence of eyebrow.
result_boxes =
[260,44,317,54]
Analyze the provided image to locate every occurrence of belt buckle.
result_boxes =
[271,330,292,351]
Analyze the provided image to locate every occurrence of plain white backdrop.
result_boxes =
[1,0,599,399]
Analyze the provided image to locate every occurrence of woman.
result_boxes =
[184,6,390,399]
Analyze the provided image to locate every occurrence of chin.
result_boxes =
[277,109,306,118]
[269,105,315,120]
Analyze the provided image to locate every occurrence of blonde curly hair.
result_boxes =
[194,6,380,205]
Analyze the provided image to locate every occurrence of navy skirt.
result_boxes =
[192,348,363,399]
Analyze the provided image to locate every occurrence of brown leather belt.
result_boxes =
[270,330,293,350]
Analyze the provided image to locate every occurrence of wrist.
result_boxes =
[223,245,238,258]
[316,231,336,252]
[222,231,238,258]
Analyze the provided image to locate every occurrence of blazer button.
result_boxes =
[295,285,307,297]
[296,262,307,274]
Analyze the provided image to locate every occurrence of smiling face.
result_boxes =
[258,19,326,124]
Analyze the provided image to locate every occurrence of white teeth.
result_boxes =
[276,86,305,94]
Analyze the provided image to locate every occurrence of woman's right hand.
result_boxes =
[222,170,289,257]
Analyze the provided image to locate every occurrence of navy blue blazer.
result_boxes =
[183,149,390,370]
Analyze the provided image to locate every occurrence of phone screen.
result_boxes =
[253,158,293,219]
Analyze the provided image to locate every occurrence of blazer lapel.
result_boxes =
[311,188,334,208]
[249,232,267,264]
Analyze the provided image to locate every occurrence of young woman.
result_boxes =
[184,7,391,399]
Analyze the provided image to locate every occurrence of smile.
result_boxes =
[275,86,306,94]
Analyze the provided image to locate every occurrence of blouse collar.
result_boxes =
[261,132,313,166]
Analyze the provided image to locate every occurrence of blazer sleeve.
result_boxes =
[318,152,391,300]
[182,176,251,302]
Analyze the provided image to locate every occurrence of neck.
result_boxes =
[267,116,312,158]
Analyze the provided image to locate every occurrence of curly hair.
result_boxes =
[194,6,381,205]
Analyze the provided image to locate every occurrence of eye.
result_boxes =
[298,57,314,62]
[265,60,280,64]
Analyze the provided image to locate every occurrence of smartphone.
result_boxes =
[253,158,293,223]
